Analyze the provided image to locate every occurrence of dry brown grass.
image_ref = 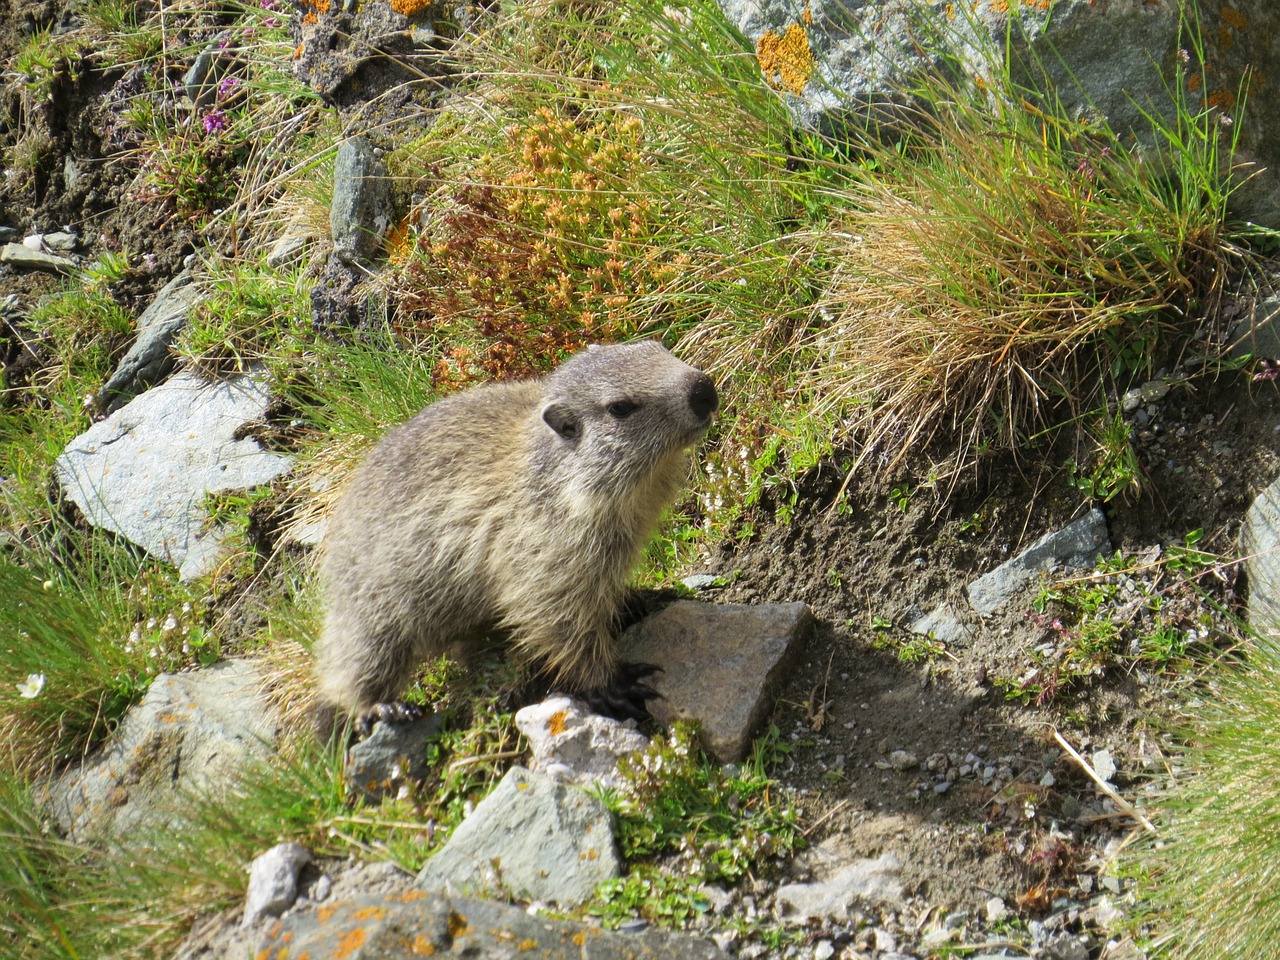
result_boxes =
[800,88,1235,482]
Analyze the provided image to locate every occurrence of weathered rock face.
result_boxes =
[34,659,280,842]
[54,369,293,579]
[1198,0,1280,227]
[258,889,732,960]
[415,766,622,907]
[622,600,813,762]
[1242,472,1280,631]
[717,0,1280,226]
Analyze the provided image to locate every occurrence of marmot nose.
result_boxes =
[688,373,718,421]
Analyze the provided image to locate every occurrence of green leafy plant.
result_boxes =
[1068,410,1145,503]
[599,723,801,888]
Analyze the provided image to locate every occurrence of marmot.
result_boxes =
[314,341,718,730]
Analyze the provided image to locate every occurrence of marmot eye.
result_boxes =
[607,400,639,419]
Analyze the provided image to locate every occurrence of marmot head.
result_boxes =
[537,341,718,492]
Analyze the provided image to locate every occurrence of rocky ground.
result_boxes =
[5,0,1280,957]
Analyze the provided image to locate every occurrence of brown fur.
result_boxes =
[314,341,717,717]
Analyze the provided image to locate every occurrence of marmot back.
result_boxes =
[314,341,718,726]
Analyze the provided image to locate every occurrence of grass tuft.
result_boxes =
[1141,631,1280,958]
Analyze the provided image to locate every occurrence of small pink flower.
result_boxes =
[203,110,228,134]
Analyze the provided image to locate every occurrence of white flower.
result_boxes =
[17,673,45,699]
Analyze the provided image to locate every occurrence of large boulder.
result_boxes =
[55,369,292,579]
[717,0,1280,226]
[34,660,280,842]
[415,766,622,906]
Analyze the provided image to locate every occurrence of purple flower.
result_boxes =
[203,110,228,134]
[217,75,239,101]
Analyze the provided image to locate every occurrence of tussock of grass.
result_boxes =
[0,739,349,959]
[0,537,210,776]
[1142,633,1280,958]
[803,72,1235,478]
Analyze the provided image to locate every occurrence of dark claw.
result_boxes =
[354,700,426,739]
[576,661,664,723]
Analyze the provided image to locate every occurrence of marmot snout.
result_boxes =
[314,341,717,726]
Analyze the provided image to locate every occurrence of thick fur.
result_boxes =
[314,341,717,717]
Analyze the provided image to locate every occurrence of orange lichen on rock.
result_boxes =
[1221,7,1247,29]
[547,709,569,735]
[756,22,813,95]
[391,0,432,14]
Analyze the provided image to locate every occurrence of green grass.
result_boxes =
[994,541,1233,708]
[1140,632,1280,959]
[0,0,1265,952]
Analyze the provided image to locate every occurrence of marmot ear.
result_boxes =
[541,402,581,440]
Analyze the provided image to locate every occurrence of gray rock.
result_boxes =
[682,573,723,591]
[0,241,74,273]
[716,0,1280,226]
[99,270,205,411]
[967,509,1110,615]
[330,137,394,265]
[622,600,813,762]
[1230,296,1280,362]
[1044,933,1092,960]
[34,659,280,842]
[906,602,970,645]
[266,219,315,268]
[182,32,231,107]
[259,890,730,959]
[776,852,905,919]
[1121,380,1171,413]
[42,231,78,253]
[1242,474,1280,629]
[243,842,313,927]
[415,766,621,906]
[55,369,293,579]
[346,712,443,803]
[514,695,649,790]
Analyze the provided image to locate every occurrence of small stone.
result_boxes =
[681,573,722,591]
[514,695,649,790]
[873,928,896,952]
[934,781,952,794]
[813,940,836,960]
[42,231,78,253]
[712,930,738,952]
[1040,771,1056,787]
[887,750,918,771]
[242,842,312,926]
[985,896,1009,923]
[1091,749,1117,784]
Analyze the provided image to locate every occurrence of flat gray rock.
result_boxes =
[34,659,280,842]
[259,889,730,960]
[1243,474,1280,631]
[99,269,204,412]
[776,851,905,919]
[415,766,621,906]
[967,509,1110,616]
[622,600,813,762]
[55,369,292,579]
[1,241,74,272]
